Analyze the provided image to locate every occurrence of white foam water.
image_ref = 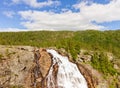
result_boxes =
[46,49,88,88]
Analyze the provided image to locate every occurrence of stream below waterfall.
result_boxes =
[46,49,88,88]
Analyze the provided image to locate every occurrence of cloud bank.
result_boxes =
[18,0,120,31]
[73,0,120,23]
[19,10,103,31]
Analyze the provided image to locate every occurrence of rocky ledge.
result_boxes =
[0,45,119,88]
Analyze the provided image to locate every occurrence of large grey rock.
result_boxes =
[0,45,35,87]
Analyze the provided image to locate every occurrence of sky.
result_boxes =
[0,0,120,31]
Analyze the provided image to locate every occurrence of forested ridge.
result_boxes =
[0,30,119,59]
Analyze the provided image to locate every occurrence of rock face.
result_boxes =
[0,46,53,88]
[0,45,119,88]
[0,45,35,88]
[77,63,109,88]
[27,48,52,88]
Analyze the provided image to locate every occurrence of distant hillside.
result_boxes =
[0,30,120,59]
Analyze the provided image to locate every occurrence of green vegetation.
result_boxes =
[0,30,119,59]
[0,30,120,75]
[91,52,117,75]
[0,54,3,59]
[0,54,3,62]
[0,30,119,56]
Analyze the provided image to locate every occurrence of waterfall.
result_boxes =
[46,49,88,88]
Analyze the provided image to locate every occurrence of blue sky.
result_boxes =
[0,0,120,31]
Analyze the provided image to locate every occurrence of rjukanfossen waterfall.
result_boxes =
[46,49,88,88]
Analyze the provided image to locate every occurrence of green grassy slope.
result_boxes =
[0,30,120,59]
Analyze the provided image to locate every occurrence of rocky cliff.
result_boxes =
[0,45,119,88]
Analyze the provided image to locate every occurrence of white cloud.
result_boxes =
[12,0,60,8]
[18,0,120,31]
[3,11,15,18]
[73,0,120,23]
[18,10,103,30]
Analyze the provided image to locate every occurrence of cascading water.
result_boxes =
[46,49,88,88]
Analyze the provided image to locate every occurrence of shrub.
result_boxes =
[91,52,117,75]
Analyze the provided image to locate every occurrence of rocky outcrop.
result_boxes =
[77,63,109,88]
[0,45,35,88]
[27,48,52,88]
[0,46,55,88]
[0,45,119,88]
[77,63,96,88]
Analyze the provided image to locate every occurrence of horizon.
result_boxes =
[0,28,120,32]
[0,0,120,32]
